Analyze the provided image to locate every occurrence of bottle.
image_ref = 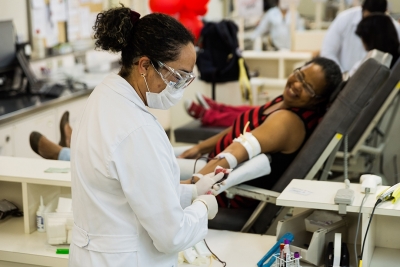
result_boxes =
[36,195,46,232]
[32,29,45,59]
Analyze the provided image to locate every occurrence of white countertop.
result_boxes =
[0,156,71,186]
[277,179,400,217]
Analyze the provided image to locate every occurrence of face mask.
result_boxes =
[279,0,289,10]
[279,0,298,10]
[144,79,185,110]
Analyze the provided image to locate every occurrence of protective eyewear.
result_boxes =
[151,61,196,90]
[293,68,321,98]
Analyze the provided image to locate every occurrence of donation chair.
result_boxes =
[325,58,400,182]
[210,59,391,234]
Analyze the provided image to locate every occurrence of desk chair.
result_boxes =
[325,58,400,183]
[212,59,390,234]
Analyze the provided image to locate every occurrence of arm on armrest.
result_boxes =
[212,153,272,195]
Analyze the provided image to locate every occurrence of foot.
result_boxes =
[184,100,206,119]
[30,132,62,160]
[59,111,72,148]
[195,92,217,109]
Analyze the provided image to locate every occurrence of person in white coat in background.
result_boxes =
[251,0,304,50]
[320,0,400,73]
[68,6,224,267]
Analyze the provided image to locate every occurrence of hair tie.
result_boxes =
[130,10,141,25]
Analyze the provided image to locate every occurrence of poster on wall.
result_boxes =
[236,0,263,18]
[66,0,102,42]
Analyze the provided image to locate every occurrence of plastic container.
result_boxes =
[276,209,347,266]
[272,252,302,267]
[45,212,73,245]
[44,195,74,245]
[305,210,343,233]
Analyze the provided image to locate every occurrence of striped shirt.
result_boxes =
[211,95,323,209]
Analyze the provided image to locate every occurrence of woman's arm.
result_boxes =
[178,126,232,159]
[191,110,306,182]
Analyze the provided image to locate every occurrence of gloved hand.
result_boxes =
[210,182,226,195]
[194,172,224,197]
[193,195,218,219]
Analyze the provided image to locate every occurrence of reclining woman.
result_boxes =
[178,57,342,213]
[30,58,342,204]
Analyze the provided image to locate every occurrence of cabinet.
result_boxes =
[55,97,88,147]
[277,179,400,267]
[13,110,57,158]
[0,94,89,159]
[0,125,14,156]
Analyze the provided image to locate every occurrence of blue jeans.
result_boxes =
[58,147,71,161]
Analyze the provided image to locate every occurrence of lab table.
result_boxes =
[0,217,278,267]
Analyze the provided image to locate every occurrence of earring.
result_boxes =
[141,73,145,77]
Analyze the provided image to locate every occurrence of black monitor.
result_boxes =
[0,20,16,69]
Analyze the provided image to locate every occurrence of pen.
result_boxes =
[56,248,69,254]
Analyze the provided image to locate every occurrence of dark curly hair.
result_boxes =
[93,5,195,78]
[362,0,387,13]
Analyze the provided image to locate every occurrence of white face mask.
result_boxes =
[279,0,299,10]
[145,79,185,110]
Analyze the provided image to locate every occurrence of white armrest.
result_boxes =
[226,184,279,204]
[213,154,271,195]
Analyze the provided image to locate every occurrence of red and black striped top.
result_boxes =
[211,95,324,209]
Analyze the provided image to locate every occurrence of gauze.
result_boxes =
[233,121,261,160]
[215,152,238,169]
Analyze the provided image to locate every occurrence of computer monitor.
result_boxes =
[0,20,16,69]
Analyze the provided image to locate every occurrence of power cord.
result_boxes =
[358,198,383,267]
[192,158,227,266]
[203,239,227,267]
[192,156,215,175]
[354,187,370,267]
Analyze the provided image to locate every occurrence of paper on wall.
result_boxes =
[50,0,67,22]
[31,0,46,9]
[236,0,263,18]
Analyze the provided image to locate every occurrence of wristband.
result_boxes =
[215,152,238,169]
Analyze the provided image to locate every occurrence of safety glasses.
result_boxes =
[151,61,196,90]
[293,68,321,98]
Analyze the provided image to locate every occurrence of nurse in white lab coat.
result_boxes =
[69,7,224,267]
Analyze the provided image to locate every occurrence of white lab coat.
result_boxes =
[320,6,400,73]
[68,73,208,267]
[251,6,304,50]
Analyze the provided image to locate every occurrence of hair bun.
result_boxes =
[93,6,136,53]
